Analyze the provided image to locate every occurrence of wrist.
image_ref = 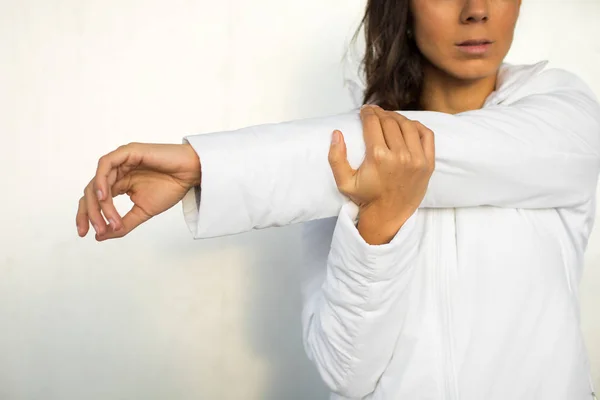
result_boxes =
[356,205,413,245]
[183,143,202,187]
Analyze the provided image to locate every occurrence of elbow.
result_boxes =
[310,356,377,398]
[330,379,378,399]
[303,330,378,398]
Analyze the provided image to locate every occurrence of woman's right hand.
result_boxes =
[76,143,201,241]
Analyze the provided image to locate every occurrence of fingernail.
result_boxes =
[92,224,99,233]
[96,190,103,200]
[331,131,340,145]
[109,219,121,231]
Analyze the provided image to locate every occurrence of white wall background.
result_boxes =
[0,0,598,399]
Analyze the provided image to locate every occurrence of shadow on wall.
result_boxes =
[116,217,331,400]
[215,14,357,399]
[235,224,330,400]
[229,35,357,398]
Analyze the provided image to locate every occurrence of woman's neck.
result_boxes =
[419,62,498,114]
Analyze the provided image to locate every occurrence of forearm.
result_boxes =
[302,202,422,397]
[357,204,414,245]
[182,68,600,239]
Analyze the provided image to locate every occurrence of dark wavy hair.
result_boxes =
[352,0,425,110]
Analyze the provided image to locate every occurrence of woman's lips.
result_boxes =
[456,41,493,55]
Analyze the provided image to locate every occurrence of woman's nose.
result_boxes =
[461,0,490,23]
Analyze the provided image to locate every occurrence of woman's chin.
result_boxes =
[446,59,502,82]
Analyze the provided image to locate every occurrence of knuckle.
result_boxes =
[327,152,338,165]
[364,114,379,124]
[117,142,137,154]
[397,151,411,164]
[380,116,396,124]
[97,155,108,168]
[394,114,407,123]
[417,121,434,135]
[92,184,102,199]
[411,159,427,171]
[381,117,398,130]
[423,158,435,173]
[400,120,415,131]
[371,146,387,163]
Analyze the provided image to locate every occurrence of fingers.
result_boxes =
[370,106,407,153]
[79,143,141,238]
[76,197,90,237]
[77,175,128,238]
[95,204,151,241]
[94,143,141,202]
[371,106,430,168]
[84,180,109,235]
[398,118,426,160]
[97,169,124,231]
[328,130,356,196]
[415,121,436,171]
[360,106,388,153]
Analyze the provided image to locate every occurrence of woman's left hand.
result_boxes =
[328,105,435,243]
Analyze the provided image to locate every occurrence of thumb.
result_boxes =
[96,204,151,241]
[328,130,355,194]
[95,176,151,241]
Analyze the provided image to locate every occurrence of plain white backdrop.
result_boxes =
[0,0,598,399]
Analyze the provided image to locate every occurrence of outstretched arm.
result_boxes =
[183,68,600,238]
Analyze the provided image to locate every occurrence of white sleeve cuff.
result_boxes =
[328,201,421,282]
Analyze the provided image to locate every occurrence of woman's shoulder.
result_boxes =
[495,60,598,105]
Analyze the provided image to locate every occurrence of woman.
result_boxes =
[76,0,600,398]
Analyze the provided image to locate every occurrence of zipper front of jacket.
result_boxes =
[433,208,459,400]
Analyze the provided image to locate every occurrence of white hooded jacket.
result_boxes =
[181,60,600,400]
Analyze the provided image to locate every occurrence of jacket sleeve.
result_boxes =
[182,68,600,239]
[299,201,422,398]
